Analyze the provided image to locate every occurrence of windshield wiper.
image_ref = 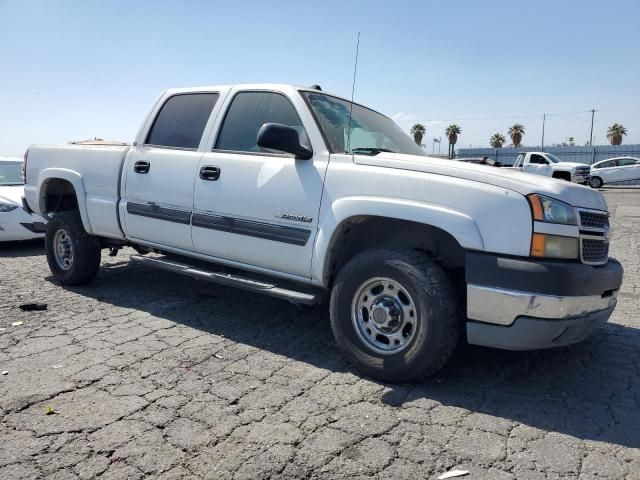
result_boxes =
[348,147,396,156]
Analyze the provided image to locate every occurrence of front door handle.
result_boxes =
[134,161,150,174]
[200,166,221,181]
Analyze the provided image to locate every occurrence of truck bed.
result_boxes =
[24,144,130,239]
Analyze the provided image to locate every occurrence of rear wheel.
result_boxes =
[330,248,459,382]
[590,176,603,188]
[46,210,101,285]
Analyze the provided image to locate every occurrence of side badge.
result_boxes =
[275,212,313,223]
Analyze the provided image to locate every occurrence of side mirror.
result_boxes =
[257,123,313,160]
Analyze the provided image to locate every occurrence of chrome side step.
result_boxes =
[129,254,322,305]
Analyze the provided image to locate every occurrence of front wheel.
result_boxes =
[330,248,459,382]
[46,210,101,285]
[590,176,603,188]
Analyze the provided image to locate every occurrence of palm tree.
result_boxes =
[607,123,627,145]
[445,124,462,158]
[489,133,506,148]
[508,124,525,147]
[410,124,426,145]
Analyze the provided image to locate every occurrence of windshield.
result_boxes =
[301,91,426,156]
[545,153,561,163]
[0,162,23,185]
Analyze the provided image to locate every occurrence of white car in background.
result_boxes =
[0,156,45,241]
[589,156,640,188]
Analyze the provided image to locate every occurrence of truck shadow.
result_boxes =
[52,260,639,450]
[0,238,45,257]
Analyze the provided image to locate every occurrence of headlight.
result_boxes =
[531,233,579,260]
[0,202,19,213]
[527,194,577,225]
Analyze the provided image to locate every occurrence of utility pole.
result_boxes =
[589,109,596,146]
[541,113,546,151]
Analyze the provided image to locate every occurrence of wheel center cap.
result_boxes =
[372,307,388,325]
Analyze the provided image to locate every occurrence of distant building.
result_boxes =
[69,137,129,146]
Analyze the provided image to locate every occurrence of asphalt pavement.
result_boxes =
[0,189,638,479]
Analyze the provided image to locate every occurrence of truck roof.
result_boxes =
[162,83,358,107]
[164,83,322,95]
[160,83,387,118]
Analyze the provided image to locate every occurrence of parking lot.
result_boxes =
[0,189,638,480]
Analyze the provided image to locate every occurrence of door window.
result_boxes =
[146,93,219,149]
[594,160,615,169]
[530,154,547,164]
[215,91,308,154]
[616,158,637,167]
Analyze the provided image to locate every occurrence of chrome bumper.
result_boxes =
[467,284,618,326]
[572,173,590,183]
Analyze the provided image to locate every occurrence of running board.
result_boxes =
[129,254,321,305]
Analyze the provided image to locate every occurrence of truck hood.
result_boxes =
[554,161,588,169]
[354,153,607,211]
[0,185,25,206]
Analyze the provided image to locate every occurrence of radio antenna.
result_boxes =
[346,32,360,153]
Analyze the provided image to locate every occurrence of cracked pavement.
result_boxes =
[1,189,639,479]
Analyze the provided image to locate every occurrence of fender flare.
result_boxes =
[311,196,484,284]
[37,168,93,234]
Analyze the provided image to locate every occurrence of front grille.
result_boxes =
[581,238,609,264]
[579,211,609,229]
[577,209,610,265]
[575,166,590,172]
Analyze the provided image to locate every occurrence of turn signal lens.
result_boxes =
[528,195,544,221]
[531,233,546,257]
[530,233,579,259]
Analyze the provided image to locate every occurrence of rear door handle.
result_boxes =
[134,161,150,174]
[200,166,220,181]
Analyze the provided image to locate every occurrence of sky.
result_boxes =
[1,0,639,157]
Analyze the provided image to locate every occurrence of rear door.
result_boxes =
[192,88,329,279]
[121,92,221,250]
[615,157,640,183]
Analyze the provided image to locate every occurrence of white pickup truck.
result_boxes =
[23,84,623,381]
[511,151,591,184]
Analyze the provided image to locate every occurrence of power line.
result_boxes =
[423,107,640,123]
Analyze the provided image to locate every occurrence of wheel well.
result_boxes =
[324,216,466,288]
[552,171,571,181]
[43,179,78,213]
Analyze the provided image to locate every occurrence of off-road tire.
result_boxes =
[590,176,603,188]
[330,248,459,382]
[46,210,101,285]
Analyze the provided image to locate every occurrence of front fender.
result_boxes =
[37,168,93,234]
[311,196,484,284]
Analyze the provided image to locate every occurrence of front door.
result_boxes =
[526,154,553,176]
[192,90,328,279]
[122,92,220,250]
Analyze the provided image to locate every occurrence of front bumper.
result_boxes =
[465,252,623,350]
[572,173,590,184]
